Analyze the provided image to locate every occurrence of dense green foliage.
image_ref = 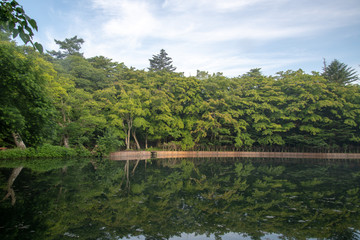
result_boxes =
[1,158,360,239]
[0,41,54,148]
[0,144,90,160]
[0,36,359,153]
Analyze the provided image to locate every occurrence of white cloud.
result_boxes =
[102,2,157,37]
[90,0,359,45]
[55,0,360,76]
[161,0,269,12]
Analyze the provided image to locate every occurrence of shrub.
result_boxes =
[0,148,28,160]
[0,144,91,160]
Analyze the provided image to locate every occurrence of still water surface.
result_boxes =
[1,157,360,240]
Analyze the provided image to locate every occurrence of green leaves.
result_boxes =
[0,41,53,146]
[0,0,43,52]
[18,27,30,43]
[28,18,38,31]
[34,41,43,52]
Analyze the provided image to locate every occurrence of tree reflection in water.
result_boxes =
[0,157,360,239]
[2,167,23,205]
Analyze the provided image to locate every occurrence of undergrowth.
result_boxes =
[0,144,91,160]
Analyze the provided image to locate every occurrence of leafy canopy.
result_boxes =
[0,41,53,146]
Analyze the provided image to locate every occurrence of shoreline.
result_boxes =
[109,151,360,161]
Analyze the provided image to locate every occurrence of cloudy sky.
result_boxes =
[20,0,360,76]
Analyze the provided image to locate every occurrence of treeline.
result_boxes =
[1,35,360,153]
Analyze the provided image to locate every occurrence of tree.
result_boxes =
[242,68,263,78]
[149,49,176,72]
[48,35,84,59]
[112,85,149,150]
[0,0,43,52]
[322,59,359,85]
[0,41,53,148]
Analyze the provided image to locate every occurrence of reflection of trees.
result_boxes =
[120,159,143,190]
[44,158,360,240]
[128,159,360,239]
[1,158,360,239]
[2,167,23,205]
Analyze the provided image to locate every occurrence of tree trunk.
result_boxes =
[132,129,141,150]
[126,118,133,150]
[145,133,148,149]
[63,134,70,148]
[12,132,26,149]
[124,128,129,150]
[123,121,130,150]
[60,104,70,148]
[127,127,131,150]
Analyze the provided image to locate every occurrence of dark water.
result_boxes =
[1,157,360,240]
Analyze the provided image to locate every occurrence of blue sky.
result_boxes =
[19,0,360,77]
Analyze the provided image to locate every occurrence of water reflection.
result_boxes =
[1,158,360,239]
[2,167,23,205]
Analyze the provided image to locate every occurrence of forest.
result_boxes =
[1,31,360,154]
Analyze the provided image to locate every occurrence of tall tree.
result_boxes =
[148,49,176,72]
[48,35,84,59]
[112,86,149,150]
[322,59,358,85]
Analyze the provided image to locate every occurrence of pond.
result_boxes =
[1,157,360,240]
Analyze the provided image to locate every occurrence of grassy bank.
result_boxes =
[0,144,91,160]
